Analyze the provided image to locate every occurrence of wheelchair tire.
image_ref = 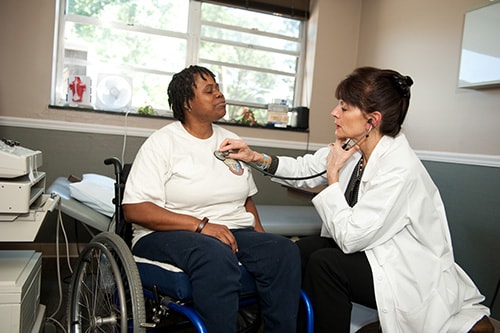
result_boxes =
[68,232,147,333]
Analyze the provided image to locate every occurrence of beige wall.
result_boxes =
[357,0,500,154]
[1,0,54,121]
[305,0,363,146]
[1,0,499,155]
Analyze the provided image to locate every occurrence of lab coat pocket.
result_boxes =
[395,288,451,333]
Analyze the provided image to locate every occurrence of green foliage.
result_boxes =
[68,0,129,17]
[235,109,258,126]
[137,104,154,115]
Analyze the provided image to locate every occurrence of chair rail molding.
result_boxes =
[1,116,500,168]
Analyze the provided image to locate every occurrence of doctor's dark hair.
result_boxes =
[335,66,413,137]
[167,65,216,123]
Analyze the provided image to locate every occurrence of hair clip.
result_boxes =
[393,75,414,97]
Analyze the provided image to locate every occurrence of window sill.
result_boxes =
[48,104,309,133]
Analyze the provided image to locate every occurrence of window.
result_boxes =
[51,0,306,126]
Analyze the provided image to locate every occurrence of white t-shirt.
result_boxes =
[123,122,258,243]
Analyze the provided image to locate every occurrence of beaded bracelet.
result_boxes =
[196,217,209,233]
[255,153,271,171]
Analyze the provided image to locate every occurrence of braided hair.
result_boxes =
[335,67,414,137]
[167,65,216,123]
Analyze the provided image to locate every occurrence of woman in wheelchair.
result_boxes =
[121,65,302,333]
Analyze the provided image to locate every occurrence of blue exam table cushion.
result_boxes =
[256,205,322,236]
[48,177,112,232]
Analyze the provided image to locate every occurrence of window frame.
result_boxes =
[51,0,307,126]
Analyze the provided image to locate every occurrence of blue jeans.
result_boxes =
[133,228,301,333]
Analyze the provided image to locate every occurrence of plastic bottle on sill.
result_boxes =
[267,99,289,127]
[288,109,298,127]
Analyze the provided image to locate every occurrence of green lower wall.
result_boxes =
[1,125,499,317]
[421,160,500,317]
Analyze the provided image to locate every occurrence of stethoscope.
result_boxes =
[214,150,326,180]
[215,122,374,180]
[341,121,374,151]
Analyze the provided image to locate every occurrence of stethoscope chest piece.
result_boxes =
[214,150,243,175]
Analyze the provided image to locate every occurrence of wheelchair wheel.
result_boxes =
[68,232,146,332]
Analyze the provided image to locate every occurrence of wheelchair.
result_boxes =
[67,157,314,332]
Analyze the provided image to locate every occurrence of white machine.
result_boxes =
[0,138,58,333]
[0,139,46,222]
[0,251,44,333]
[0,139,42,178]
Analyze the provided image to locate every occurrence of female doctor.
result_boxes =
[219,67,493,332]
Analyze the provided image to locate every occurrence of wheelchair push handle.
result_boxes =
[104,157,123,179]
[104,157,127,238]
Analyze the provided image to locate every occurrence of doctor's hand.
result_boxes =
[326,138,360,184]
[201,222,239,253]
[219,138,259,163]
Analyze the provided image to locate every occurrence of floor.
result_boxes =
[40,257,75,332]
[39,256,500,333]
[39,255,216,333]
[492,319,500,333]
[492,319,500,332]
[39,256,263,333]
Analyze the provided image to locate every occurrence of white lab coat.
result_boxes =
[274,133,489,332]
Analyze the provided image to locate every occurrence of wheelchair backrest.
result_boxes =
[105,157,133,248]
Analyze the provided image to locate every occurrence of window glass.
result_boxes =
[201,26,301,53]
[199,2,301,123]
[200,40,298,73]
[67,0,189,32]
[203,64,295,105]
[200,3,301,38]
[52,0,304,125]
[64,22,186,71]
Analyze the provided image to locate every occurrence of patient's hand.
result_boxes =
[201,222,239,253]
